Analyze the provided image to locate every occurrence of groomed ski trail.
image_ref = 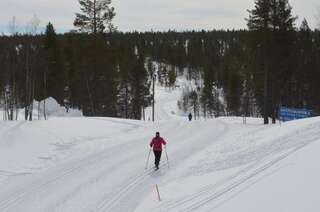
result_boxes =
[0,81,319,212]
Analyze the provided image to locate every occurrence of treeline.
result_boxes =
[135,26,320,119]
[1,19,320,120]
[0,25,152,120]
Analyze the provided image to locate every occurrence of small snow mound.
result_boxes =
[35,97,82,117]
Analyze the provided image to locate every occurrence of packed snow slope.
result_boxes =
[0,79,319,212]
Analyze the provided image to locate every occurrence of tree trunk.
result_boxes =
[38,101,41,120]
[43,70,47,120]
[25,46,30,121]
[29,78,35,121]
[86,77,95,116]
[125,83,128,118]
[93,0,97,35]
[142,106,145,121]
[263,63,269,124]
[263,28,269,125]
[152,74,155,122]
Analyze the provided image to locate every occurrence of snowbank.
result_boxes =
[0,97,82,120]
[35,97,83,118]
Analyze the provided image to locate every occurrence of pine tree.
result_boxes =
[168,66,177,88]
[247,0,272,31]
[270,0,296,123]
[247,0,272,124]
[130,55,151,120]
[43,22,66,104]
[247,0,296,124]
[201,65,216,118]
[294,19,313,107]
[74,0,116,34]
[189,90,199,120]
[73,0,116,115]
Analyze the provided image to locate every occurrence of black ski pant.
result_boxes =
[153,150,162,167]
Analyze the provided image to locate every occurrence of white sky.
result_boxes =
[0,0,319,33]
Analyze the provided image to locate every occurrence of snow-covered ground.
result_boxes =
[0,79,319,211]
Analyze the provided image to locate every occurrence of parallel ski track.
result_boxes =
[0,152,109,210]
[155,123,320,212]
[94,120,188,211]
[95,164,166,212]
[0,135,146,211]
[182,142,311,212]
[3,115,315,211]
[96,119,229,212]
[0,118,186,211]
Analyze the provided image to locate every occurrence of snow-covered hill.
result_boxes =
[0,79,319,211]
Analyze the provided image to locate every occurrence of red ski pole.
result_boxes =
[156,184,161,201]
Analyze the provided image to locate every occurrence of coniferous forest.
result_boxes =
[0,0,320,122]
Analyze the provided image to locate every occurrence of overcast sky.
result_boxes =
[0,0,319,33]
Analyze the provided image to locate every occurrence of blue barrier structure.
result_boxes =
[279,106,313,122]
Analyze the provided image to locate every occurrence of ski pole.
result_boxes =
[164,146,170,168]
[145,147,152,169]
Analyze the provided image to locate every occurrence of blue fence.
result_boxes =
[279,106,313,122]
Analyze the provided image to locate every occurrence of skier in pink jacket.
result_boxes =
[150,132,167,169]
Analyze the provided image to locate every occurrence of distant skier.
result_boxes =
[150,132,167,170]
[188,112,192,121]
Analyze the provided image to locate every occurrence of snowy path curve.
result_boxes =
[1,81,320,212]
[0,81,229,211]
[0,118,228,211]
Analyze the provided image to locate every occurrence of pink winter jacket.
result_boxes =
[150,136,166,151]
